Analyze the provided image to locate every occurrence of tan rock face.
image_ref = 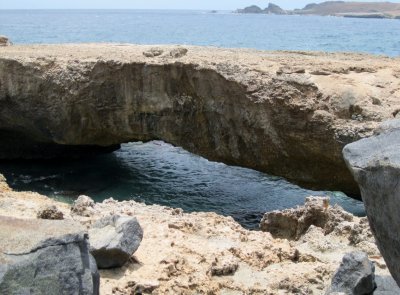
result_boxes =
[0,44,399,194]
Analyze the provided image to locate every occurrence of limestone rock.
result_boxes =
[71,195,95,216]
[0,36,11,47]
[143,47,163,57]
[89,215,143,269]
[210,257,239,276]
[327,252,376,295]
[343,119,400,287]
[0,174,10,191]
[260,196,353,240]
[37,205,64,220]
[0,45,399,194]
[169,47,188,58]
[0,216,99,294]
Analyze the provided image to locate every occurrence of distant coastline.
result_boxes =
[236,1,400,19]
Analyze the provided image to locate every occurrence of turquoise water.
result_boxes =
[0,10,372,228]
[0,142,365,229]
[0,10,399,56]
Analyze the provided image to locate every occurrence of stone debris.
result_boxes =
[37,204,64,220]
[260,196,353,239]
[89,214,143,269]
[209,256,239,276]
[169,47,188,58]
[71,195,95,216]
[327,251,376,295]
[143,47,163,57]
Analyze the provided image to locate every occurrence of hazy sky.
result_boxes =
[0,0,398,10]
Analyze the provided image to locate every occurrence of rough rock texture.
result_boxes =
[71,195,96,216]
[37,204,64,220]
[343,119,400,287]
[327,252,376,295]
[1,45,399,193]
[89,214,143,269]
[0,36,11,47]
[260,196,353,239]
[0,216,99,294]
[1,180,399,294]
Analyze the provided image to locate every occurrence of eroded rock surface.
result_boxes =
[260,196,353,239]
[89,214,143,269]
[0,216,99,295]
[0,36,11,47]
[1,180,398,294]
[343,119,400,287]
[1,45,399,193]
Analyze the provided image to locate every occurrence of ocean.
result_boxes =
[0,9,379,228]
[0,9,399,56]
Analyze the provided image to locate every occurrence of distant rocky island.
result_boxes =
[237,1,400,19]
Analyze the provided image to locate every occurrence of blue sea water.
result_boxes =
[0,9,374,228]
[0,9,399,56]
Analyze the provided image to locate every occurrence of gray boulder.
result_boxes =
[343,119,400,287]
[89,215,143,269]
[327,252,376,295]
[0,216,99,295]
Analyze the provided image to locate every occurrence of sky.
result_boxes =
[0,0,398,10]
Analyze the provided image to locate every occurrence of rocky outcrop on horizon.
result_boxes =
[343,119,400,287]
[0,44,399,195]
[237,1,400,19]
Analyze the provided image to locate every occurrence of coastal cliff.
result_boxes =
[0,45,399,194]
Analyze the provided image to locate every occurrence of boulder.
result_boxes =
[0,216,99,294]
[259,197,353,240]
[343,119,400,287]
[327,252,376,295]
[89,215,143,269]
[0,36,11,47]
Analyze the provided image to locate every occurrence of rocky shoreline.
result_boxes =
[0,174,398,294]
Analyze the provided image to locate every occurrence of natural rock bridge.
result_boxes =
[0,44,399,195]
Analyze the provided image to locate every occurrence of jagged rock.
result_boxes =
[71,195,95,217]
[237,5,263,13]
[143,47,163,57]
[260,197,353,240]
[327,252,376,295]
[37,205,64,220]
[343,119,400,287]
[0,216,99,294]
[210,257,239,276]
[89,215,143,269]
[0,36,11,47]
[1,45,399,194]
[264,3,287,14]
[169,47,188,58]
